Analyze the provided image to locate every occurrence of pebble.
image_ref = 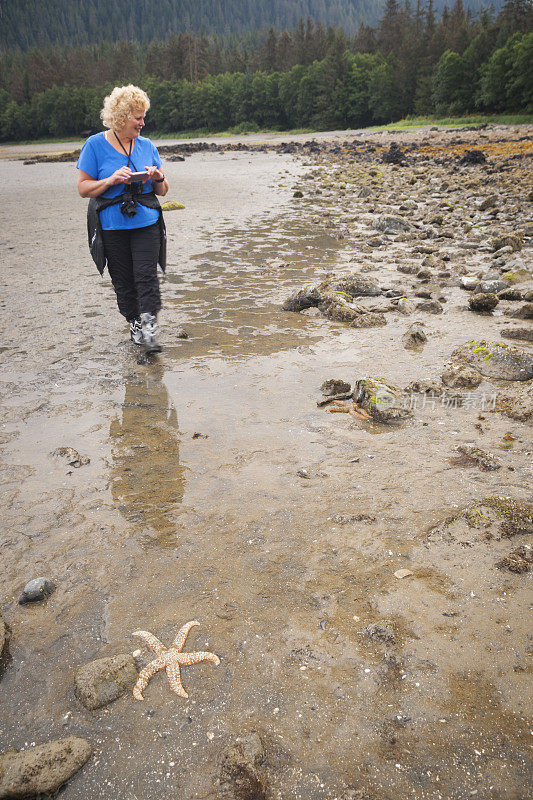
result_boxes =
[18,577,56,605]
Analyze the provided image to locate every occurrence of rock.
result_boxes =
[18,577,56,605]
[0,610,5,656]
[491,232,522,252]
[219,732,267,800]
[51,447,90,468]
[363,621,396,644]
[397,298,412,315]
[469,292,499,312]
[511,303,533,319]
[350,312,387,328]
[496,546,533,573]
[496,384,533,421]
[473,280,507,294]
[358,186,372,198]
[394,568,413,579]
[478,195,497,211]
[160,201,185,210]
[500,327,533,343]
[460,276,479,290]
[282,285,321,312]
[293,190,303,198]
[415,299,443,314]
[459,149,486,164]
[317,292,385,327]
[498,288,522,301]
[382,143,406,165]
[0,736,92,799]
[416,268,432,280]
[319,273,381,298]
[374,214,411,233]
[397,264,418,275]
[455,444,501,471]
[321,379,351,396]
[524,290,533,302]
[405,379,442,396]
[74,654,138,710]
[451,340,533,381]
[176,328,189,339]
[353,377,411,423]
[441,365,482,389]
[402,323,426,348]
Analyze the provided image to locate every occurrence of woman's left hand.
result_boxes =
[145,166,165,183]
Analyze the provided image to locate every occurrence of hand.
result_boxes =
[145,165,164,182]
[108,166,132,186]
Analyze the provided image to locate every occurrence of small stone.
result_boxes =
[374,214,411,233]
[18,577,56,605]
[415,300,443,314]
[363,621,396,644]
[478,195,497,211]
[402,322,426,348]
[394,569,413,579]
[498,288,522,301]
[469,293,499,312]
[0,610,5,656]
[321,379,351,396]
[296,469,310,479]
[500,327,533,343]
[52,447,90,468]
[74,654,138,710]
[511,303,533,320]
[0,736,92,799]
[176,328,189,339]
[455,444,501,471]
[293,190,303,198]
[441,365,482,389]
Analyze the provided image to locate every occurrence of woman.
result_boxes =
[77,85,169,353]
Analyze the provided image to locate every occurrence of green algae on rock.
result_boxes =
[451,340,533,381]
[353,376,411,423]
[161,200,185,211]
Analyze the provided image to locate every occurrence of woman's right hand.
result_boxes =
[107,166,132,187]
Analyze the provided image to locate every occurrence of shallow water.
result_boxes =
[0,146,531,799]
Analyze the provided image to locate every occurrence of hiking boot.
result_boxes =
[129,317,144,345]
[140,312,162,353]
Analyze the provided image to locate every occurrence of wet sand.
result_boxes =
[0,129,532,799]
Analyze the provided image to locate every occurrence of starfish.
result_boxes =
[132,620,220,700]
[325,400,373,421]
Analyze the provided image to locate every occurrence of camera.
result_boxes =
[120,182,142,217]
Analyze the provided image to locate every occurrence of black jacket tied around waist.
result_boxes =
[87,190,167,275]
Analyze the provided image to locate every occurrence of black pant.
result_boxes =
[102,223,161,321]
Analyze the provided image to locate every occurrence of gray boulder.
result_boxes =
[74,654,138,710]
[353,377,411,423]
[374,214,411,233]
[451,340,533,381]
[0,736,92,799]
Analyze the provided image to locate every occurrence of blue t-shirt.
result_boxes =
[77,133,162,231]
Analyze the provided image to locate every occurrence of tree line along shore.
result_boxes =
[1,1,531,142]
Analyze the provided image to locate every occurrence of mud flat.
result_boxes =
[0,126,532,799]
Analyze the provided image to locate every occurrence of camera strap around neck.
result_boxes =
[114,131,138,171]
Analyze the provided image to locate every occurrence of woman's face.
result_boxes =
[120,109,146,139]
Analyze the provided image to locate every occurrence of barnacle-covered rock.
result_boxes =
[353,377,411,423]
[451,340,533,381]
[319,273,381,299]
[282,285,322,312]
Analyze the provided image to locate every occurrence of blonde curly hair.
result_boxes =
[100,85,150,131]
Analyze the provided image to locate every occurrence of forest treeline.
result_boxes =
[0,0,531,141]
[0,0,505,51]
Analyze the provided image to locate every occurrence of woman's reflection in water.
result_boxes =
[109,363,185,544]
